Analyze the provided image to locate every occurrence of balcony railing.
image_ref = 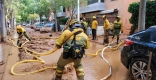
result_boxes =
[57,12,66,17]
[79,2,105,13]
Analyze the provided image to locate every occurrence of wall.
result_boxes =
[105,0,140,34]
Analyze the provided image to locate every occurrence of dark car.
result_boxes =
[121,26,156,80]
[52,23,61,32]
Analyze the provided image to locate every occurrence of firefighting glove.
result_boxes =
[56,45,61,49]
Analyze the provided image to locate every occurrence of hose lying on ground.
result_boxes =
[10,31,124,80]
[10,29,84,76]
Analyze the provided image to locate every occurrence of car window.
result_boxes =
[45,23,54,27]
[34,22,40,25]
[134,31,150,42]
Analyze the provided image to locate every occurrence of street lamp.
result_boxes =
[77,0,80,21]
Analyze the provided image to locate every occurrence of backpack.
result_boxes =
[69,32,85,59]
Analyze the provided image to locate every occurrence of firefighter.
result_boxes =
[54,20,90,80]
[91,16,98,40]
[16,24,31,46]
[112,16,123,44]
[80,17,87,33]
[102,15,110,44]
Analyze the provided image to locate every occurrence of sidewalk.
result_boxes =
[0,30,17,80]
[0,40,12,80]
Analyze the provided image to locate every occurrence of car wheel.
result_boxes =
[129,58,156,80]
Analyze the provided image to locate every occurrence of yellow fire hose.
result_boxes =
[10,29,124,77]
[10,29,85,76]
[86,41,124,56]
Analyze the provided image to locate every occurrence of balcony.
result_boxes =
[79,2,105,13]
[57,12,66,17]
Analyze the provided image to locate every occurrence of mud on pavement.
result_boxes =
[16,35,76,79]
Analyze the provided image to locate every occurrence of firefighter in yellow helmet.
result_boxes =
[102,15,110,44]
[80,17,88,33]
[16,24,31,46]
[53,20,90,80]
[91,16,98,40]
[112,16,123,44]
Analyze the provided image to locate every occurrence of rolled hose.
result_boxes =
[10,29,84,76]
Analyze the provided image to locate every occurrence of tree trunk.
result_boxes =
[54,11,58,32]
[10,10,14,29]
[0,0,6,42]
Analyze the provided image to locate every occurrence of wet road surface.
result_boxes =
[2,27,130,80]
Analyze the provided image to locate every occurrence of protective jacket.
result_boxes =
[16,26,25,33]
[56,28,90,49]
[91,20,98,29]
[104,19,110,30]
[112,20,122,31]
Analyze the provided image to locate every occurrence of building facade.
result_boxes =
[80,0,140,34]
[57,0,140,34]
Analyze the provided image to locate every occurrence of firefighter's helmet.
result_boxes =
[116,16,121,19]
[102,15,106,18]
[92,16,96,19]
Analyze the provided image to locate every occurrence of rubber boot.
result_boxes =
[77,76,84,80]
[17,39,20,45]
[52,76,61,80]
[117,36,119,44]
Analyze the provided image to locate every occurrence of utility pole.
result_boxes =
[77,0,80,21]
[138,0,146,31]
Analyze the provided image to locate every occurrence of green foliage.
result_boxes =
[128,1,156,34]
[57,17,69,24]
[28,13,39,21]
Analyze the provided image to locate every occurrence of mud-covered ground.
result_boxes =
[1,27,134,80]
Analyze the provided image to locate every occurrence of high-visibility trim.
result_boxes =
[77,72,85,76]
[56,70,63,73]
[76,68,83,72]
[56,73,62,76]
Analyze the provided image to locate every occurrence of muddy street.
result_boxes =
[2,27,131,80]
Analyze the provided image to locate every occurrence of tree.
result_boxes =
[36,0,50,20]
[28,13,39,22]
[49,0,62,32]
[128,0,156,35]
[61,0,88,30]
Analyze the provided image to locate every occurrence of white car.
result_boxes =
[40,22,55,33]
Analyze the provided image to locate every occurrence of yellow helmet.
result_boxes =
[69,20,77,26]
[102,15,105,18]
[16,26,21,30]
[92,16,96,19]
[83,18,86,20]
[116,16,121,19]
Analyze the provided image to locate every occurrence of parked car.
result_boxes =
[34,23,44,31]
[40,22,55,33]
[52,23,61,32]
[121,26,156,80]
[22,22,26,26]
[31,22,40,29]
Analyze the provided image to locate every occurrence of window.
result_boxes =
[101,0,104,2]
[134,32,150,42]
[63,7,65,12]
[88,0,98,5]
